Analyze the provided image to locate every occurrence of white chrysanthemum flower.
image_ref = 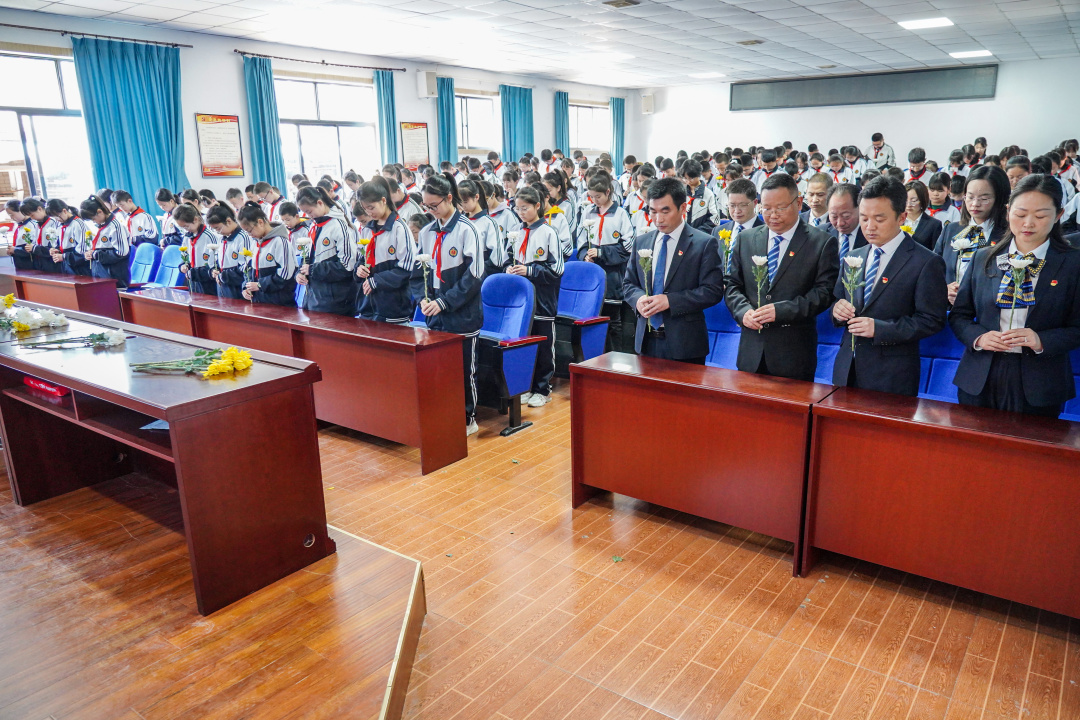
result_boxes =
[1008,256,1034,269]
[415,253,433,264]
[951,238,975,252]
[638,249,652,259]
[751,255,768,266]
[843,255,864,268]
[104,329,126,346]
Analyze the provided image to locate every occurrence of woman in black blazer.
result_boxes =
[949,174,1080,418]
[935,165,1011,305]
[904,180,943,251]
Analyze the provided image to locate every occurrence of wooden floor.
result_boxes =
[0,472,420,720]
[321,379,1080,720]
[3,375,1079,720]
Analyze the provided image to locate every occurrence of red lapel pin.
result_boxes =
[882,277,889,283]
[678,250,683,256]
[788,250,795,257]
[1051,279,1059,286]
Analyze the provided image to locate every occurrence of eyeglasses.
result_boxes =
[965,194,994,205]
[421,197,445,212]
[760,198,801,216]
[728,201,755,212]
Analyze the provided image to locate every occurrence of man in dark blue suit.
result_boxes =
[826,183,868,259]
[800,172,834,233]
[831,176,949,395]
[725,173,839,381]
[623,178,725,364]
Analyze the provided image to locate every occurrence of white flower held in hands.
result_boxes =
[751,255,768,266]
[415,253,433,264]
[1007,255,1034,270]
[951,238,975,252]
[843,255,864,269]
[638,248,652,259]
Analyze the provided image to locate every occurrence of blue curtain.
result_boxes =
[436,76,458,165]
[554,91,569,153]
[610,96,625,166]
[243,55,287,191]
[500,84,533,163]
[375,69,399,165]
[71,37,189,207]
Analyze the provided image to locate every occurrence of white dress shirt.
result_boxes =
[865,231,905,294]
[767,222,798,273]
[907,213,922,234]
[999,238,1049,351]
[807,211,829,229]
[651,221,684,286]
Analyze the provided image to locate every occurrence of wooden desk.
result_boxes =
[804,388,1080,619]
[571,352,835,570]
[119,288,468,475]
[0,266,121,320]
[0,303,335,615]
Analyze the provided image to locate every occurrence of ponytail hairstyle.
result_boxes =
[359,175,394,208]
[206,203,236,226]
[984,173,1073,273]
[344,169,363,186]
[171,203,202,226]
[19,197,44,216]
[237,201,269,226]
[457,178,489,217]
[79,194,109,221]
[586,173,614,199]
[180,188,200,206]
[487,181,505,202]
[46,198,68,217]
[960,164,1010,228]
[96,188,114,208]
[381,164,403,183]
[198,189,218,206]
[422,172,461,209]
[542,171,568,203]
[514,184,545,220]
[316,178,337,197]
[155,188,177,205]
[296,185,336,215]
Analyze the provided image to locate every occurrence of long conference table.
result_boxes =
[118,287,467,475]
[572,353,1080,620]
[0,302,335,615]
[0,266,122,320]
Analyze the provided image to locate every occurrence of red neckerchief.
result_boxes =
[36,218,50,246]
[126,207,144,234]
[396,199,409,213]
[517,227,531,262]
[405,183,418,193]
[91,222,108,253]
[831,169,841,182]
[847,160,857,169]
[367,229,385,266]
[968,162,978,170]
[268,197,282,218]
[307,218,332,262]
[255,237,274,275]
[432,229,447,280]
[873,147,880,158]
[909,167,927,181]
[927,204,950,217]
[642,210,653,227]
[636,196,645,212]
[762,167,776,178]
[493,162,503,175]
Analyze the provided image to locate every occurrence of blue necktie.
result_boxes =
[839,233,850,260]
[767,235,782,285]
[650,234,669,330]
[863,247,883,304]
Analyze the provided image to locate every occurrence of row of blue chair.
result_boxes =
[129,243,184,287]
[704,301,1080,421]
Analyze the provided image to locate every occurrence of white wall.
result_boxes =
[629,59,1080,167]
[0,7,623,198]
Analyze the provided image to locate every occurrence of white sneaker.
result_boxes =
[466,419,479,436]
[519,392,534,405]
[527,393,551,408]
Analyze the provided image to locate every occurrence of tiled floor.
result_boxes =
[323,379,1080,720]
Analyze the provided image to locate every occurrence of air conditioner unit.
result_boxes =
[641,94,654,115]
[416,70,437,99]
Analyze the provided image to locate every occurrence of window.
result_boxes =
[455,95,498,152]
[275,78,379,183]
[569,104,611,154]
[0,54,93,207]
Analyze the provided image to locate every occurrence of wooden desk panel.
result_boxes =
[119,288,195,335]
[0,267,121,319]
[805,387,1080,619]
[572,353,834,568]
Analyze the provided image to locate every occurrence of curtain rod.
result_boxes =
[0,22,192,48]
[234,49,404,72]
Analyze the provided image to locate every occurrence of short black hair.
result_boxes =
[646,177,687,207]
[872,132,884,142]
[679,159,703,179]
[760,172,798,196]
[858,176,906,216]
[761,149,777,164]
[908,147,926,164]
[827,182,859,207]
[727,178,757,201]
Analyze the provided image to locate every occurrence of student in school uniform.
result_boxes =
[6,199,36,271]
[46,199,90,275]
[79,194,131,288]
[575,173,636,352]
[680,159,722,235]
[253,182,285,223]
[725,173,839,381]
[864,133,895,170]
[830,176,948,395]
[486,152,505,185]
[904,180,944,251]
[825,154,856,186]
[949,173,1080,417]
[826,183,868,260]
[155,189,184,248]
[386,179,422,224]
[543,171,577,238]
[205,204,253,300]
[619,155,637,194]
[622,164,654,219]
[295,186,359,316]
[110,191,158,248]
[751,150,782,192]
[948,150,969,178]
[905,148,932,185]
[279,202,308,252]
[173,203,220,296]
[800,172,834,232]
[459,178,508,279]
[235,202,298,306]
[936,165,1011,305]
[415,173,485,437]
[925,173,962,225]
[538,181,573,260]
[352,176,417,323]
[17,198,59,273]
[632,178,660,237]
[508,185,564,408]
[843,147,869,181]
[486,183,521,247]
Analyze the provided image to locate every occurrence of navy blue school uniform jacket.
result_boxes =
[303,210,359,316]
[250,224,298,306]
[831,234,949,396]
[575,202,635,303]
[214,227,253,300]
[470,210,509,278]
[512,219,564,319]
[185,225,222,296]
[416,211,485,335]
[59,216,92,275]
[358,212,416,323]
[30,216,63,273]
[89,214,131,288]
[948,243,1080,408]
[12,219,36,270]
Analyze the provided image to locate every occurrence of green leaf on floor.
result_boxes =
[511,459,520,464]
[612,555,623,563]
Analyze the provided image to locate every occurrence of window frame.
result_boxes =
[455,93,498,156]
[274,77,378,179]
[0,52,85,199]
[568,102,611,157]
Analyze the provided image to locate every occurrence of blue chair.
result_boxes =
[920,328,965,360]
[704,301,740,369]
[1061,377,1080,422]
[816,310,844,345]
[710,333,740,370]
[476,274,544,436]
[919,357,932,394]
[920,358,960,403]
[554,262,609,376]
[141,245,185,289]
[128,242,161,285]
[815,344,839,385]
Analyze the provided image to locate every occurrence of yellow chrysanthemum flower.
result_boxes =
[358,236,371,246]
[202,360,233,378]
[240,248,254,258]
[2,293,15,309]
[12,321,31,332]
[717,228,732,240]
[179,246,189,252]
[900,225,914,234]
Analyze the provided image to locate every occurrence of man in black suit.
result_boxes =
[800,172,834,232]
[623,177,725,364]
[831,176,949,396]
[725,173,839,381]
[826,183,868,259]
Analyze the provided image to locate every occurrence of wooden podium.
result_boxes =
[0,266,122,320]
[0,303,335,615]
